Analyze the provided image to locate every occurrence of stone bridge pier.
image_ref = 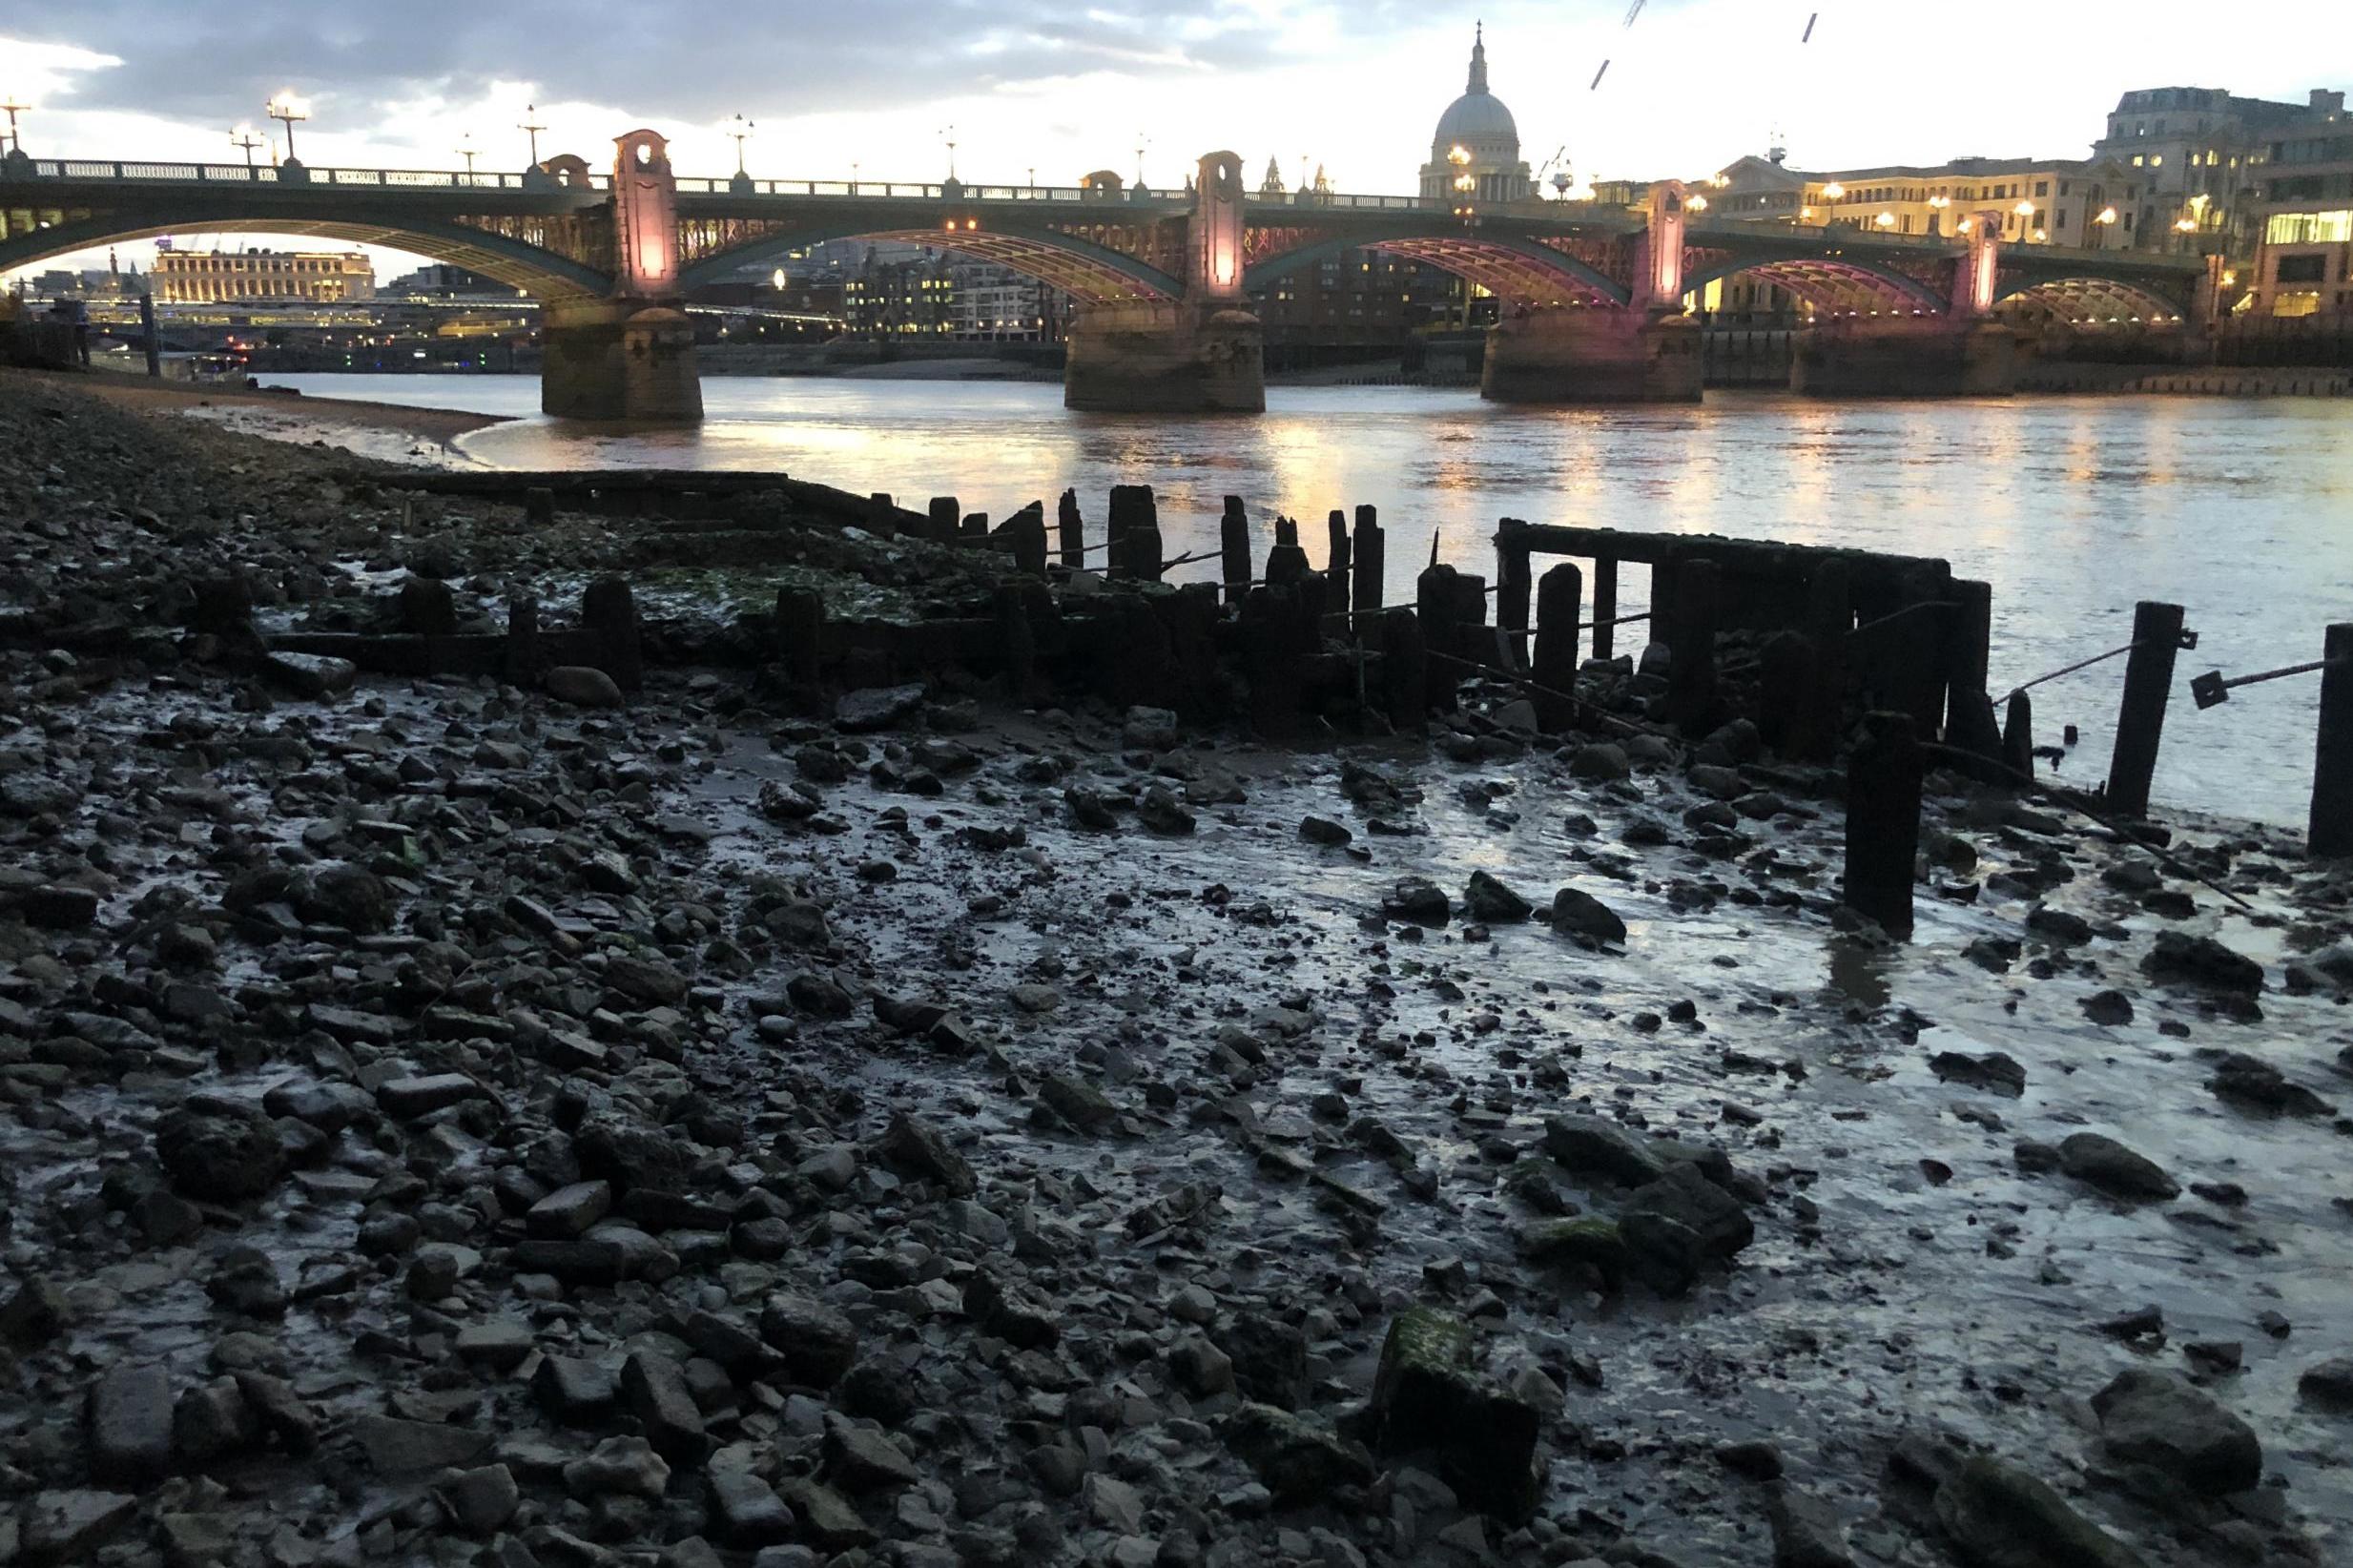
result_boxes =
[1789,212,2015,398]
[1063,152,1266,414]
[540,130,704,423]
[1479,182,1702,404]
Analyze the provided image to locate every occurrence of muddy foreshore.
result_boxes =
[1,372,2350,1568]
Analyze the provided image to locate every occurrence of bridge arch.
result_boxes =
[1681,256,1948,318]
[0,212,611,299]
[1991,274,2190,323]
[680,220,1185,303]
[1245,231,1631,307]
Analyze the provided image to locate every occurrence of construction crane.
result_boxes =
[1623,0,1646,26]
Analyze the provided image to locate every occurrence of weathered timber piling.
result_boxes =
[926,497,960,545]
[2312,624,2353,857]
[400,575,458,638]
[1122,521,1166,583]
[1665,558,1721,734]
[993,584,1036,697]
[1798,561,1850,762]
[1108,485,1156,562]
[2002,689,2035,779]
[1944,579,1995,743]
[1844,710,1924,938]
[960,512,989,542]
[1327,510,1352,616]
[1417,565,1464,712]
[1496,519,1533,671]
[1380,608,1426,732]
[998,503,1049,576]
[1756,631,1814,756]
[867,492,897,537]
[1591,557,1619,663]
[1221,500,1252,604]
[505,597,542,687]
[1352,506,1384,624]
[1531,563,1584,731]
[2105,600,2186,817]
[1057,489,1084,569]
[1241,588,1302,738]
[1266,514,1311,589]
[776,588,824,687]
[524,486,556,526]
[582,577,643,692]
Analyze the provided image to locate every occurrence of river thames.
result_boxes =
[260,374,2352,828]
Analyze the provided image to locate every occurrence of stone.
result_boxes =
[2204,1053,2335,1116]
[1169,1334,1237,1397]
[231,1371,316,1454]
[292,862,395,933]
[1464,871,1532,923]
[352,1414,492,1475]
[1367,1309,1543,1521]
[1929,1050,2026,1095]
[1220,1402,1374,1505]
[824,1417,923,1492]
[545,665,626,708]
[454,1317,535,1372]
[261,651,357,699]
[758,1293,859,1387]
[622,1350,710,1459]
[87,1364,174,1483]
[1381,877,1450,925]
[155,1097,284,1201]
[438,1464,521,1535]
[1517,1216,1628,1283]
[1041,1072,1116,1130]
[1298,815,1352,846]
[1620,1163,1755,1292]
[528,1180,615,1238]
[776,1476,877,1550]
[2090,1368,2261,1494]
[878,1110,977,1196]
[21,884,98,930]
[1549,886,1626,945]
[1570,743,1629,781]
[563,1434,671,1500]
[2,1276,70,1344]
[2297,1358,2353,1412]
[2057,1133,2178,1201]
[708,1468,796,1546]
[534,1355,621,1423]
[375,1073,480,1119]
[1223,1311,1311,1410]
[20,1490,138,1566]
[1930,1456,2145,1568]
[172,1376,258,1466]
[2081,989,2136,1026]
[2141,931,2263,994]
[1769,1487,1855,1568]
[835,684,926,733]
[1123,706,1180,749]
[1541,1114,1662,1185]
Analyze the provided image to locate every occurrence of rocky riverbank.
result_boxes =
[2,375,2350,1568]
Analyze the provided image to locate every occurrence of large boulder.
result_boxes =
[1220,1403,1373,1505]
[2090,1368,2261,1494]
[155,1097,285,1202]
[1365,1308,1545,1521]
[1930,1455,2146,1568]
[2140,931,2263,995]
[2057,1133,2178,1202]
[1549,887,1627,946]
[1619,1163,1754,1293]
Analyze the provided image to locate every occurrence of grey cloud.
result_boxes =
[14,1,1329,128]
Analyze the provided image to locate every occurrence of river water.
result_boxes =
[261,373,2352,829]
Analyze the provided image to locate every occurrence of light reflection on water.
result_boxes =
[268,373,2351,827]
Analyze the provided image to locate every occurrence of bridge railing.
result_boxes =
[13,158,610,191]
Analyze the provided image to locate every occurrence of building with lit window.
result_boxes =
[1705,154,2136,248]
[1417,26,1535,206]
[2093,87,2330,258]
[153,245,375,304]
[2248,91,2353,316]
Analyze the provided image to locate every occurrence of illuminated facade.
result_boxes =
[1705,155,2135,247]
[153,247,375,303]
[1417,26,1534,205]
[2094,86,2326,258]
[2248,91,2353,316]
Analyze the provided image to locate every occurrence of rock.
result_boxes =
[87,1364,174,1483]
[527,1180,615,1238]
[1930,1051,2026,1095]
[1041,1072,1116,1130]
[1541,1115,1662,1185]
[1137,786,1195,835]
[21,884,98,930]
[545,665,625,708]
[775,1476,877,1551]
[824,1416,923,1491]
[2205,1053,2335,1117]
[1,1276,70,1345]
[1517,1217,1628,1283]
[758,1293,859,1388]
[1381,877,1450,925]
[1220,1403,1374,1505]
[562,1434,671,1500]
[878,1111,977,1196]
[172,1376,258,1466]
[535,1356,621,1424]
[231,1371,316,1454]
[1298,816,1352,847]
[1570,743,1629,781]
[1930,1456,2145,1568]
[1223,1312,1311,1410]
[1366,1309,1543,1521]
[1168,1335,1237,1397]
[2057,1133,2179,1201]
[836,683,926,733]
[155,1097,284,1202]
[1549,887,1626,946]
[2297,1358,2353,1412]
[708,1468,796,1546]
[1769,1487,1855,1568]
[604,955,690,1006]
[438,1464,521,1535]
[261,650,357,699]
[375,1073,480,1120]
[622,1351,710,1459]
[291,862,393,934]
[2141,931,2263,995]
[19,1490,138,1566]
[1619,1163,1755,1292]
[2081,990,2135,1027]
[1687,763,1744,800]
[1464,871,1533,923]
[352,1414,492,1475]
[2091,1368,2261,1494]
[1123,706,1180,750]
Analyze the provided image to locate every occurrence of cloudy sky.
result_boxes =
[8,0,2349,278]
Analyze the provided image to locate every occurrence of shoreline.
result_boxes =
[5,366,508,465]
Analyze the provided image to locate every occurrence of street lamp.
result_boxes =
[729,113,753,176]
[1927,192,1951,236]
[456,134,479,179]
[2092,205,2118,251]
[519,105,546,170]
[230,124,265,168]
[2012,198,2034,242]
[1687,194,1709,212]
[267,92,310,165]
[1820,180,1846,201]
[0,98,28,155]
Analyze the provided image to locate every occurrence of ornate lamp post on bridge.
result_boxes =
[456,134,479,181]
[729,113,755,194]
[266,92,311,180]
[230,125,265,170]
[1,98,28,155]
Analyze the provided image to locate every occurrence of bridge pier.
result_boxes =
[1480,308,1703,404]
[1789,319,2015,399]
[1063,300,1265,413]
[540,299,703,423]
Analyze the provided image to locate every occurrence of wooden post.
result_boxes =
[505,596,543,688]
[1495,519,1533,671]
[400,575,458,637]
[993,584,1035,698]
[960,511,988,542]
[1944,578,1993,742]
[777,588,824,687]
[867,492,897,538]
[1240,588,1301,739]
[1531,563,1583,731]
[1108,485,1156,562]
[2104,600,2185,817]
[1057,488,1084,569]
[1798,560,1850,763]
[524,486,557,526]
[1221,499,1252,605]
[1352,505,1384,621]
[2002,689,2034,780]
[927,496,960,544]
[582,577,642,692]
[1843,711,1922,939]
[1666,558,1720,734]
[1416,564,1461,712]
[1591,557,1619,663]
[1124,523,1165,584]
[1380,608,1425,732]
[2310,624,2353,857]
[995,503,1048,575]
[1266,514,1310,589]
[1327,510,1352,618]
[1756,631,1814,756]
